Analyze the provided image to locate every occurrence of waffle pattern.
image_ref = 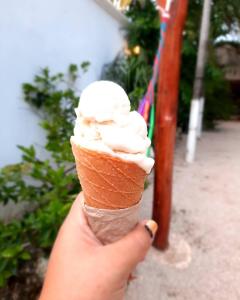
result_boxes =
[71,141,146,209]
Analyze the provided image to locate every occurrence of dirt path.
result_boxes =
[126,121,240,300]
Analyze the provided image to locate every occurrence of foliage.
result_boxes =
[179,0,240,129]
[211,0,240,38]
[104,0,238,130]
[0,63,89,287]
[23,62,89,162]
[125,0,160,63]
[102,1,158,110]
[0,221,30,287]
[102,54,152,110]
[178,0,239,129]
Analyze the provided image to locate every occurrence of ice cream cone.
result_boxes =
[71,140,146,210]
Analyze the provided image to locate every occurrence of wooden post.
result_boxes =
[153,0,188,250]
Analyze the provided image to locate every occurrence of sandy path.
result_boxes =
[126,121,240,300]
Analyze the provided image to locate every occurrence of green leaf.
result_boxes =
[20,251,31,260]
[1,245,22,258]
[0,274,6,287]
[69,64,78,74]
[80,61,90,73]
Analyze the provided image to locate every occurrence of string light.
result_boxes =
[132,45,141,55]
[120,0,133,10]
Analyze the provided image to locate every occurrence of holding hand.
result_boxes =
[39,193,158,300]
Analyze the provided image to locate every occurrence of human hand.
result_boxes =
[39,193,158,300]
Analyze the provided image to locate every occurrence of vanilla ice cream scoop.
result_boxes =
[71,81,154,174]
[78,81,130,122]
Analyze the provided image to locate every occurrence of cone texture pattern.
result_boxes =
[71,141,146,209]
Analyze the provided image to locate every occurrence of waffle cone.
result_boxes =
[71,141,146,209]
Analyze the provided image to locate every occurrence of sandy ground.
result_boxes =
[126,121,240,300]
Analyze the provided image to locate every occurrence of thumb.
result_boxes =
[106,220,158,276]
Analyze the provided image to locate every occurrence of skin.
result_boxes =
[39,193,156,300]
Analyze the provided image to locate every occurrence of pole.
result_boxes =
[197,97,205,138]
[186,0,212,162]
[153,0,188,250]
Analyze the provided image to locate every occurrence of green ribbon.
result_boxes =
[147,103,155,157]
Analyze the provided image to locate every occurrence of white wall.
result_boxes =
[0,0,125,167]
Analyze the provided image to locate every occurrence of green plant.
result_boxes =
[125,0,160,63]
[104,0,238,131]
[23,62,89,162]
[0,63,89,287]
[102,0,159,111]
[178,0,239,130]
[0,221,30,287]
[102,54,152,110]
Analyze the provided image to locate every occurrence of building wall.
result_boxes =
[215,45,236,66]
[215,44,240,81]
[0,0,126,167]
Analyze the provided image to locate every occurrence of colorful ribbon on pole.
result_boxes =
[137,2,172,156]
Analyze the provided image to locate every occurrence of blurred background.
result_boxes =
[0,0,239,299]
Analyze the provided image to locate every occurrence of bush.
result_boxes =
[0,63,89,287]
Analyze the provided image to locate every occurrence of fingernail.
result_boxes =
[144,220,158,239]
[127,273,137,283]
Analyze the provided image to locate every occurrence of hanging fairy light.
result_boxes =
[132,45,141,55]
[120,0,133,10]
